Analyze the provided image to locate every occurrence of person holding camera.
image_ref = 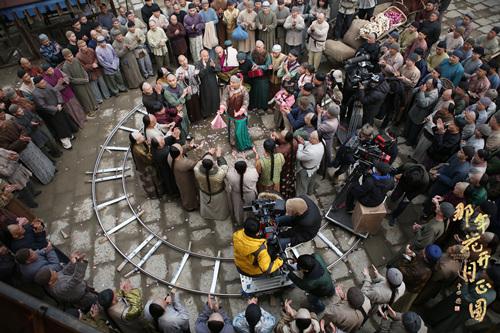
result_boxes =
[233,217,284,277]
[295,131,325,196]
[287,254,335,314]
[345,161,394,213]
[357,74,390,126]
[275,195,321,248]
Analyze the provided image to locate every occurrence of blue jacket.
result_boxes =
[287,106,313,131]
[436,154,471,189]
[438,59,464,86]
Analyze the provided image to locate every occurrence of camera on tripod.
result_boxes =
[243,199,285,241]
[345,53,374,89]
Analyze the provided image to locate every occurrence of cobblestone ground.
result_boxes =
[3,0,498,331]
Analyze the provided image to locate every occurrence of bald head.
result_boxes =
[142,82,153,94]
[309,130,320,144]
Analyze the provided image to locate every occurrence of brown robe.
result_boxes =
[168,155,198,211]
[165,22,188,57]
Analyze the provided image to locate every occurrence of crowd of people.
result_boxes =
[1,0,500,332]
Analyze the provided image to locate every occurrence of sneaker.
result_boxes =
[60,138,72,149]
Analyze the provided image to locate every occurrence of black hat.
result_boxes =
[480,63,491,72]
[303,82,314,92]
[462,145,475,161]
[347,287,365,309]
[473,46,485,56]
[17,68,27,79]
[315,72,326,81]
[41,63,51,71]
[98,289,114,309]
[33,75,43,85]
[414,47,425,56]
[289,49,300,58]
[127,21,135,28]
[437,41,446,49]
[188,3,196,9]
[245,304,262,328]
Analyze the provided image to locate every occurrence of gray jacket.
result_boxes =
[361,271,406,306]
[48,260,88,304]
[20,249,61,282]
[408,89,439,125]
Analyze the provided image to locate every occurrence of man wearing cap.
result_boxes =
[256,2,277,51]
[477,26,500,60]
[361,266,405,308]
[31,76,78,150]
[445,26,464,53]
[380,43,404,75]
[112,31,144,89]
[95,36,128,95]
[467,65,491,100]
[462,46,483,81]
[307,13,329,71]
[390,244,442,311]
[237,1,258,53]
[184,4,205,63]
[412,201,455,251]
[38,34,63,68]
[404,31,427,60]
[438,51,464,86]
[126,21,155,78]
[283,6,305,54]
[76,40,111,104]
[97,3,115,31]
[345,161,394,212]
[427,40,448,70]
[141,0,163,25]
[61,49,98,117]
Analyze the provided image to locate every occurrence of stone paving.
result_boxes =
[3,0,499,331]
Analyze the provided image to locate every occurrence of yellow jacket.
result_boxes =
[232,229,283,277]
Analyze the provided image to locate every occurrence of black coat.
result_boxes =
[351,173,395,207]
[359,80,390,115]
[426,130,461,164]
[141,3,162,25]
[278,195,322,246]
[419,20,441,47]
[142,91,165,114]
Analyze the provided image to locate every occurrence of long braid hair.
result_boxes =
[202,158,214,204]
[263,138,276,183]
[169,145,181,173]
[234,160,247,202]
[284,131,295,166]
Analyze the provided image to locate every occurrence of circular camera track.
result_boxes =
[91,105,361,297]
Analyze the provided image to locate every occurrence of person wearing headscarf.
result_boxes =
[194,146,230,220]
[219,74,252,151]
[196,49,221,118]
[61,48,98,118]
[225,158,259,224]
[233,300,276,333]
[168,143,198,211]
[41,63,87,129]
[76,39,111,104]
[275,301,320,333]
[249,40,272,111]
[176,55,202,122]
[237,1,258,53]
[112,30,144,89]
[31,76,78,151]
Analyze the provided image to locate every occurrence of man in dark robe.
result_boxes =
[196,49,221,118]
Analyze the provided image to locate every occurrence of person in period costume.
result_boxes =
[127,11,148,33]
[19,58,43,78]
[95,36,129,95]
[163,74,190,144]
[32,77,78,150]
[126,21,154,79]
[176,55,202,122]
[61,49,98,118]
[147,20,170,69]
[295,131,324,195]
[112,31,144,89]
[194,147,230,220]
[38,34,63,68]
[41,64,87,129]
[225,158,258,224]
[199,0,219,58]
[151,135,179,198]
[256,2,277,52]
[142,81,165,114]
[224,1,239,44]
[8,104,62,160]
[219,75,252,151]
[168,144,198,211]
[196,49,221,118]
[213,0,228,46]
[184,4,205,63]
[237,2,258,53]
[256,138,285,192]
[249,41,272,110]
[215,43,239,84]
[166,15,188,62]
[277,49,301,85]
[307,13,329,71]
[269,44,287,100]
[76,40,111,104]
[17,69,35,101]
[65,31,79,56]
[129,131,163,198]
[275,1,289,49]
[148,7,170,31]
[0,118,55,185]
[275,130,298,199]
[283,7,305,54]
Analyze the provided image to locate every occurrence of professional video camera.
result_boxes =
[344,53,374,89]
[243,199,285,241]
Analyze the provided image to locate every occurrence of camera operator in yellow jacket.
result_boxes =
[233,217,283,277]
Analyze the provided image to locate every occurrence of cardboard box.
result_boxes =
[352,201,387,235]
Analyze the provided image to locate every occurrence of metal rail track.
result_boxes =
[91,104,361,297]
